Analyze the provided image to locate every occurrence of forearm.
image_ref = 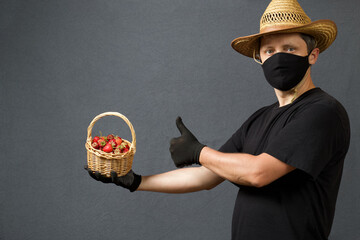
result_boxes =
[199,147,261,187]
[137,166,224,193]
[199,147,295,187]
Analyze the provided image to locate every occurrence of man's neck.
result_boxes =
[275,68,316,107]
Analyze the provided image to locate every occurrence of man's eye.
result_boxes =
[287,47,295,52]
[265,50,274,54]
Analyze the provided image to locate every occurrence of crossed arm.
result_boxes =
[137,148,295,193]
[199,148,295,188]
[138,117,295,192]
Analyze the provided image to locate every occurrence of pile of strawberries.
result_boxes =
[91,134,130,154]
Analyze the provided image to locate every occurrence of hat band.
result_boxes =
[260,23,306,34]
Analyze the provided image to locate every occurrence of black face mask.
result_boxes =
[261,52,311,91]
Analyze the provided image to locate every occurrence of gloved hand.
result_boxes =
[169,117,206,168]
[84,165,141,192]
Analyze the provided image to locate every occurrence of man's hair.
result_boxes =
[300,33,317,54]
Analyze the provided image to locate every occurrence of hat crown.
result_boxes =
[260,0,312,32]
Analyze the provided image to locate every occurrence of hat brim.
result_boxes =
[231,19,337,58]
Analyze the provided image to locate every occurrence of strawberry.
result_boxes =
[115,137,122,146]
[98,138,107,147]
[107,134,115,140]
[92,132,128,153]
[92,141,100,149]
[92,136,100,143]
[102,143,113,153]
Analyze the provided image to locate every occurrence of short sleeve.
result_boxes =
[219,106,273,153]
[264,104,346,179]
[218,126,244,153]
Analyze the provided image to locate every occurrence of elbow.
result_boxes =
[250,177,268,188]
[233,172,267,188]
[247,168,270,188]
[245,154,275,188]
[236,153,294,188]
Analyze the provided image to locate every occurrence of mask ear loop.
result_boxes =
[253,49,262,65]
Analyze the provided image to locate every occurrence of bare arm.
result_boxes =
[199,147,295,188]
[137,166,224,193]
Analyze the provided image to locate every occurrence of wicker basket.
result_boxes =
[85,112,136,177]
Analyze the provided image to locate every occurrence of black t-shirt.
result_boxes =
[219,88,350,240]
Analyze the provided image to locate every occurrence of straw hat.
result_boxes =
[231,0,337,58]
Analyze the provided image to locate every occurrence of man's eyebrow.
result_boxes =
[282,43,297,48]
[260,43,297,49]
[260,43,273,49]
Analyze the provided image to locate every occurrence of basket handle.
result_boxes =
[86,112,136,149]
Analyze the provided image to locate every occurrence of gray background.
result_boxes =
[1,0,359,239]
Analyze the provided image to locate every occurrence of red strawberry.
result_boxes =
[92,141,100,149]
[98,139,106,147]
[115,137,122,145]
[107,134,114,140]
[92,136,100,143]
[123,148,129,153]
[102,143,113,153]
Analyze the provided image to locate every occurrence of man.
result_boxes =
[85,0,350,239]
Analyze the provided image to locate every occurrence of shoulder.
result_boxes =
[292,88,350,140]
[293,88,348,121]
[246,102,278,122]
[219,103,277,152]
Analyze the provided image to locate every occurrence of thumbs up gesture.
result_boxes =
[169,117,206,168]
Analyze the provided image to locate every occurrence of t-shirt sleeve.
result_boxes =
[218,126,244,153]
[219,106,271,153]
[264,104,345,179]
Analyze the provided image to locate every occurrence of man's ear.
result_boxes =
[309,48,320,65]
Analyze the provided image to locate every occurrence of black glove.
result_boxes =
[84,165,141,192]
[169,117,206,168]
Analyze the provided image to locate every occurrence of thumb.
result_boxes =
[176,116,190,135]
